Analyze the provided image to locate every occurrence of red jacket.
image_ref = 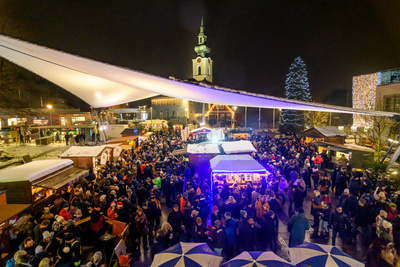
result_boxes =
[314,156,323,165]
[387,208,398,221]
[59,209,71,221]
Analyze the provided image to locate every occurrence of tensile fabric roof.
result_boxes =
[0,34,397,118]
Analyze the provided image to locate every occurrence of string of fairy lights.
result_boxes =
[352,73,378,128]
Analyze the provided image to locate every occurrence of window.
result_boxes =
[208,66,211,75]
[198,66,201,75]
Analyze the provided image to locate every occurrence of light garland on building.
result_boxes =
[352,73,378,128]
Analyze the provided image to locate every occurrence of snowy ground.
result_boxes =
[0,142,70,170]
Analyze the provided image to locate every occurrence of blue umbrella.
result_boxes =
[289,242,364,267]
[151,242,223,267]
[223,251,295,267]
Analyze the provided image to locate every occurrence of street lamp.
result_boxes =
[232,106,237,128]
[46,104,53,126]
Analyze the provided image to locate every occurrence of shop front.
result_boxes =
[210,155,269,192]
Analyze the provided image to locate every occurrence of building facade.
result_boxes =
[352,68,400,128]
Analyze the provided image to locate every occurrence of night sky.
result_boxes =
[1,0,400,108]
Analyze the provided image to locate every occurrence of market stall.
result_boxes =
[0,159,87,212]
[60,145,114,170]
[220,140,257,154]
[210,155,268,190]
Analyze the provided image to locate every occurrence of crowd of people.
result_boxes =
[3,129,400,267]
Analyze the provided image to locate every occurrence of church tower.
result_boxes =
[192,17,213,83]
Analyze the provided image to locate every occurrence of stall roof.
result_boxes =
[303,126,347,138]
[221,140,257,154]
[106,136,138,144]
[190,127,212,133]
[33,166,88,190]
[187,143,220,154]
[60,145,107,158]
[0,204,31,224]
[210,155,266,173]
[313,141,375,153]
[0,159,73,183]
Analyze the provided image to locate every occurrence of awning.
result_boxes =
[33,166,88,190]
[0,34,398,118]
[172,148,188,155]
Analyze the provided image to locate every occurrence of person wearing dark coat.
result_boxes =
[260,210,277,252]
[338,189,350,206]
[293,185,307,212]
[151,230,168,260]
[240,217,258,251]
[348,177,361,196]
[288,208,310,247]
[213,220,225,256]
[197,197,210,224]
[168,205,185,235]
[190,217,208,243]
[351,198,373,244]
[342,193,359,218]
[335,168,348,197]
[224,212,236,261]
[330,204,351,246]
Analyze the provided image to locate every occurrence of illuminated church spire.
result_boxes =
[192,17,213,83]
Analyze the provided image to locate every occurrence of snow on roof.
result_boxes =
[187,143,220,154]
[190,127,212,133]
[0,34,397,118]
[221,140,257,154]
[0,159,73,183]
[60,145,106,158]
[312,126,347,137]
[210,155,266,173]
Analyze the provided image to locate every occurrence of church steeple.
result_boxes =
[194,17,211,57]
[192,17,213,83]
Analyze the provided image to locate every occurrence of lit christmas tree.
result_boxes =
[280,56,311,133]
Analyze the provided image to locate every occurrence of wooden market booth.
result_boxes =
[302,126,347,144]
[210,154,269,192]
[0,159,88,213]
[0,203,31,256]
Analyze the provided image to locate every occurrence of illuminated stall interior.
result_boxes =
[210,155,269,189]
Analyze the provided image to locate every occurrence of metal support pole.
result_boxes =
[93,108,107,143]
[245,107,247,128]
[202,103,205,125]
[273,108,275,130]
[259,107,261,129]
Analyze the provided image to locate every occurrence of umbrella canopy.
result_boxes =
[289,242,364,267]
[151,242,223,267]
[223,251,295,267]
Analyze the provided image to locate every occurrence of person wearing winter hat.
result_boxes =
[376,210,388,239]
[351,197,373,244]
[6,250,27,266]
[38,257,50,267]
[18,253,32,266]
[107,201,118,220]
[64,233,82,266]
[213,220,225,256]
[387,203,398,221]
[86,251,103,267]
[117,254,130,267]
[380,220,393,242]
[211,206,219,227]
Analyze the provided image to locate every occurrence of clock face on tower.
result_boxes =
[197,58,201,63]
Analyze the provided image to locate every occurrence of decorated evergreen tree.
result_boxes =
[280,56,311,133]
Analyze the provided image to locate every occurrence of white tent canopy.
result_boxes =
[210,155,266,173]
[0,34,397,117]
[60,145,106,158]
[221,140,257,154]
